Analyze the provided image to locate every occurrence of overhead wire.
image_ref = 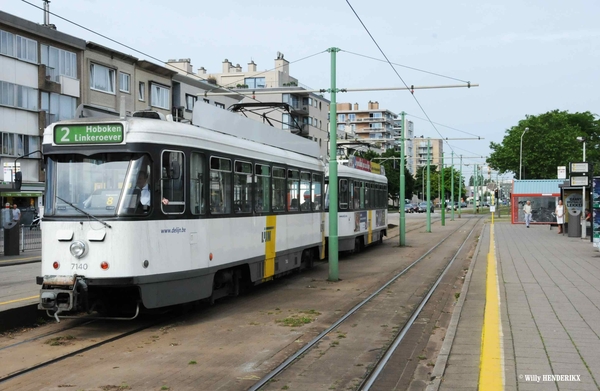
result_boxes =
[344,0,480,154]
[406,113,482,138]
[341,50,470,84]
[20,0,326,106]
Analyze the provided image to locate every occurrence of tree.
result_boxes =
[488,110,600,179]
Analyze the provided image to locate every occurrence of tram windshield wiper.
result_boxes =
[56,196,112,229]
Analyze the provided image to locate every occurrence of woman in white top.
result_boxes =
[555,199,565,234]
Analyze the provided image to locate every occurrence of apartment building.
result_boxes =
[197,52,330,157]
[0,10,86,210]
[411,137,444,174]
[393,117,415,175]
[81,42,176,118]
[166,58,239,123]
[336,102,398,153]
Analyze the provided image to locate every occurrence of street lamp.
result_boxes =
[519,127,529,180]
[577,136,586,239]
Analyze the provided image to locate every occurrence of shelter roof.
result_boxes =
[512,179,564,195]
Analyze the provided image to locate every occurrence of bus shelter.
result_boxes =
[511,179,564,225]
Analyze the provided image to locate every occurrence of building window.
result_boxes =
[282,113,290,130]
[150,83,169,109]
[337,114,345,122]
[41,44,76,81]
[2,133,14,155]
[244,77,266,89]
[17,135,41,158]
[90,63,115,94]
[0,81,37,110]
[119,72,130,93]
[214,102,225,109]
[349,114,356,121]
[41,92,76,123]
[138,82,145,101]
[185,94,196,111]
[0,30,37,63]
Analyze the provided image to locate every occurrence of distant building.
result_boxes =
[336,101,398,154]
[393,117,415,175]
[411,137,444,174]
[166,58,239,123]
[196,52,330,157]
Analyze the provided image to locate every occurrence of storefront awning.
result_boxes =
[1,192,43,197]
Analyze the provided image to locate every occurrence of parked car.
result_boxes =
[446,201,458,211]
[404,203,416,213]
[417,202,434,213]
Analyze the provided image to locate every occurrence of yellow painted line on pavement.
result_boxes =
[479,224,503,390]
[0,295,38,306]
[0,256,40,264]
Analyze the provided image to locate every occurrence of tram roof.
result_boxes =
[326,164,388,184]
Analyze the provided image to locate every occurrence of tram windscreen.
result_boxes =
[45,153,151,217]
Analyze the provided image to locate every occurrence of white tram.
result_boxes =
[37,104,325,320]
[325,164,388,253]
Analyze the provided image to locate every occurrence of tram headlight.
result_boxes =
[70,240,87,258]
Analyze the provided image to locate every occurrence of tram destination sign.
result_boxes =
[54,124,124,145]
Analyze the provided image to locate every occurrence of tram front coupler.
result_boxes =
[39,275,88,321]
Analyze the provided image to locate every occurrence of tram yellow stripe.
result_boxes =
[367,210,373,244]
[479,225,503,390]
[263,215,277,279]
[0,295,38,306]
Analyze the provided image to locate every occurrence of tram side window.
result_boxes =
[353,181,360,210]
[190,152,205,215]
[255,163,271,213]
[210,157,232,214]
[300,172,311,211]
[365,183,370,208]
[312,174,322,211]
[339,179,349,210]
[272,167,286,212]
[359,181,365,209]
[348,180,354,210]
[287,169,300,211]
[234,160,252,213]
[161,150,185,213]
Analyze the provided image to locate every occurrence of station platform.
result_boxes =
[428,222,600,390]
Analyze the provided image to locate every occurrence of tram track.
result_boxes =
[249,215,482,391]
[0,315,174,384]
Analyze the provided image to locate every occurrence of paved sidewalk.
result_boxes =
[0,249,41,267]
[430,222,600,391]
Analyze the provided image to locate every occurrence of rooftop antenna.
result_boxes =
[43,0,50,25]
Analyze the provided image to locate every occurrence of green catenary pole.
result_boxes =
[441,153,445,226]
[450,152,455,221]
[458,155,462,218]
[399,111,406,246]
[426,138,431,233]
[473,164,477,214]
[327,47,340,282]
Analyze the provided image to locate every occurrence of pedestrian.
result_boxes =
[523,200,532,228]
[2,203,12,226]
[12,204,21,223]
[555,199,564,234]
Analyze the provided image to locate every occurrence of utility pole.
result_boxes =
[327,47,340,282]
[399,111,406,246]
[441,153,445,226]
[451,152,455,221]
[426,139,431,232]
[458,155,463,218]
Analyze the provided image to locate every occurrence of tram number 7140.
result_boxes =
[71,263,89,270]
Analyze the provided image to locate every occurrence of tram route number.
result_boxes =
[71,263,89,270]
[262,226,274,243]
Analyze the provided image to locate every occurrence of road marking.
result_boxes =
[479,224,504,390]
[0,256,40,264]
[0,295,38,306]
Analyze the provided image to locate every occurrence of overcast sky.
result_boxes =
[5,0,600,179]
